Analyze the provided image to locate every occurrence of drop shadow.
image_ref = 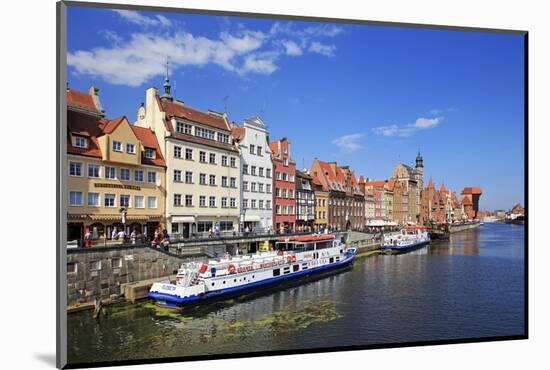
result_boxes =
[34,353,56,367]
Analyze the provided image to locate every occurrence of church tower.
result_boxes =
[415,151,424,190]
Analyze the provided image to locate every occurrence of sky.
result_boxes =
[66,6,525,211]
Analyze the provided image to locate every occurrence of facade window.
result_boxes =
[120,168,130,181]
[134,170,144,182]
[266,200,271,209]
[221,197,228,208]
[209,196,216,208]
[67,262,77,274]
[134,195,144,208]
[199,173,206,185]
[105,166,116,179]
[257,146,262,156]
[69,191,83,206]
[276,188,281,197]
[174,194,182,206]
[276,205,281,215]
[147,171,156,184]
[120,194,130,208]
[243,199,248,209]
[243,164,249,174]
[275,172,281,180]
[230,177,236,188]
[199,151,206,163]
[87,192,100,207]
[230,198,236,208]
[251,182,257,192]
[126,143,136,154]
[289,174,295,183]
[259,183,264,193]
[266,184,272,193]
[209,153,216,164]
[259,200,264,209]
[195,127,215,140]
[251,166,257,176]
[282,205,288,215]
[174,146,182,158]
[249,144,255,154]
[282,173,288,181]
[218,133,229,144]
[69,161,82,177]
[88,164,100,178]
[174,170,182,182]
[147,196,157,209]
[112,140,122,152]
[176,122,184,133]
[185,171,193,183]
[199,196,206,207]
[209,175,216,186]
[230,157,236,167]
[243,181,248,191]
[144,148,155,159]
[74,136,87,148]
[185,195,193,207]
[221,176,228,187]
[266,168,272,178]
[289,189,294,198]
[104,193,116,207]
[184,123,193,135]
[259,167,264,177]
[221,155,228,166]
[251,199,257,209]
[283,158,288,166]
[185,148,193,160]
[282,189,287,198]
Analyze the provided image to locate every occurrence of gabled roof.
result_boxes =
[462,187,482,195]
[100,116,126,135]
[364,180,386,188]
[427,178,435,190]
[67,89,101,114]
[461,195,473,205]
[440,183,447,193]
[158,97,230,131]
[131,125,166,167]
[231,127,245,142]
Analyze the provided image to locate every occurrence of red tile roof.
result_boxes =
[427,178,435,190]
[462,187,482,195]
[440,183,447,193]
[67,89,101,114]
[461,195,473,205]
[67,110,105,158]
[364,180,386,188]
[131,125,166,167]
[100,116,126,134]
[158,97,230,131]
[231,127,245,142]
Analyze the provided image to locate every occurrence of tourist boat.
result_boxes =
[380,225,431,252]
[504,213,525,225]
[148,234,356,308]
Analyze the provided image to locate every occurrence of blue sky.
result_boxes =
[67,6,525,211]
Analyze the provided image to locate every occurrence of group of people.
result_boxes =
[151,228,170,251]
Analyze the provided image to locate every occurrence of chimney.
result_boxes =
[89,85,105,116]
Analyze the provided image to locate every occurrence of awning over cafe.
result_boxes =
[171,216,196,223]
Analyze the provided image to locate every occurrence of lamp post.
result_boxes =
[119,207,127,241]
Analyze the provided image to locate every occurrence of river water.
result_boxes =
[67,222,525,365]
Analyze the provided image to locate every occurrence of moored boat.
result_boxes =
[504,213,524,225]
[380,225,430,252]
[148,234,356,308]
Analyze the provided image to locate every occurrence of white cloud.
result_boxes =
[373,117,443,137]
[69,19,345,86]
[281,40,302,56]
[332,133,364,152]
[309,41,336,57]
[112,10,172,27]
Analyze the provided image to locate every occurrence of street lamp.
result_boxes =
[119,207,127,239]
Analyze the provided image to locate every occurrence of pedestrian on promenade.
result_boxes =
[162,229,170,251]
[215,224,220,238]
[84,228,92,248]
[208,227,213,238]
[111,227,118,240]
[130,229,137,245]
[117,229,126,243]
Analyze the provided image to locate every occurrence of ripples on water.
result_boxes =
[68,223,525,364]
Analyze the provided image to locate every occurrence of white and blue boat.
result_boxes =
[380,225,431,252]
[149,234,356,308]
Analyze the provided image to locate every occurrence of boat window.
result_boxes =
[283,266,290,274]
[234,279,237,282]
[252,275,255,279]
[329,257,334,263]
[316,241,329,250]
[273,269,280,277]
[336,257,340,262]
[293,265,299,272]
[306,243,315,251]
[212,282,215,286]
[223,281,226,284]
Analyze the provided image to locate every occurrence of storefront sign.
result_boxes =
[94,183,141,191]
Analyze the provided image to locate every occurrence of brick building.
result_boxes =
[269,138,296,232]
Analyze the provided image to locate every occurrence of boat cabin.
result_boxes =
[275,235,337,253]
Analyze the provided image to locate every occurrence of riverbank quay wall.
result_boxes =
[66,245,203,309]
[449,222,480,233]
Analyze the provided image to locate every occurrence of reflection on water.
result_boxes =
[68,223,525,365]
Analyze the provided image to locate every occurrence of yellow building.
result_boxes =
[312,177,329,232]
[66,87,166,245]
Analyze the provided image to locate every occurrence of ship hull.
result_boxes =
[149,250,356,308]
[379,239,430,252]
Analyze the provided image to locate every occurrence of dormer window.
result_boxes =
[144,148,155,159]
[126,143,136,154]
[218,133,229,144]
[74,136,88,149]
[195,127,215,140]
[112,140,122,152]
